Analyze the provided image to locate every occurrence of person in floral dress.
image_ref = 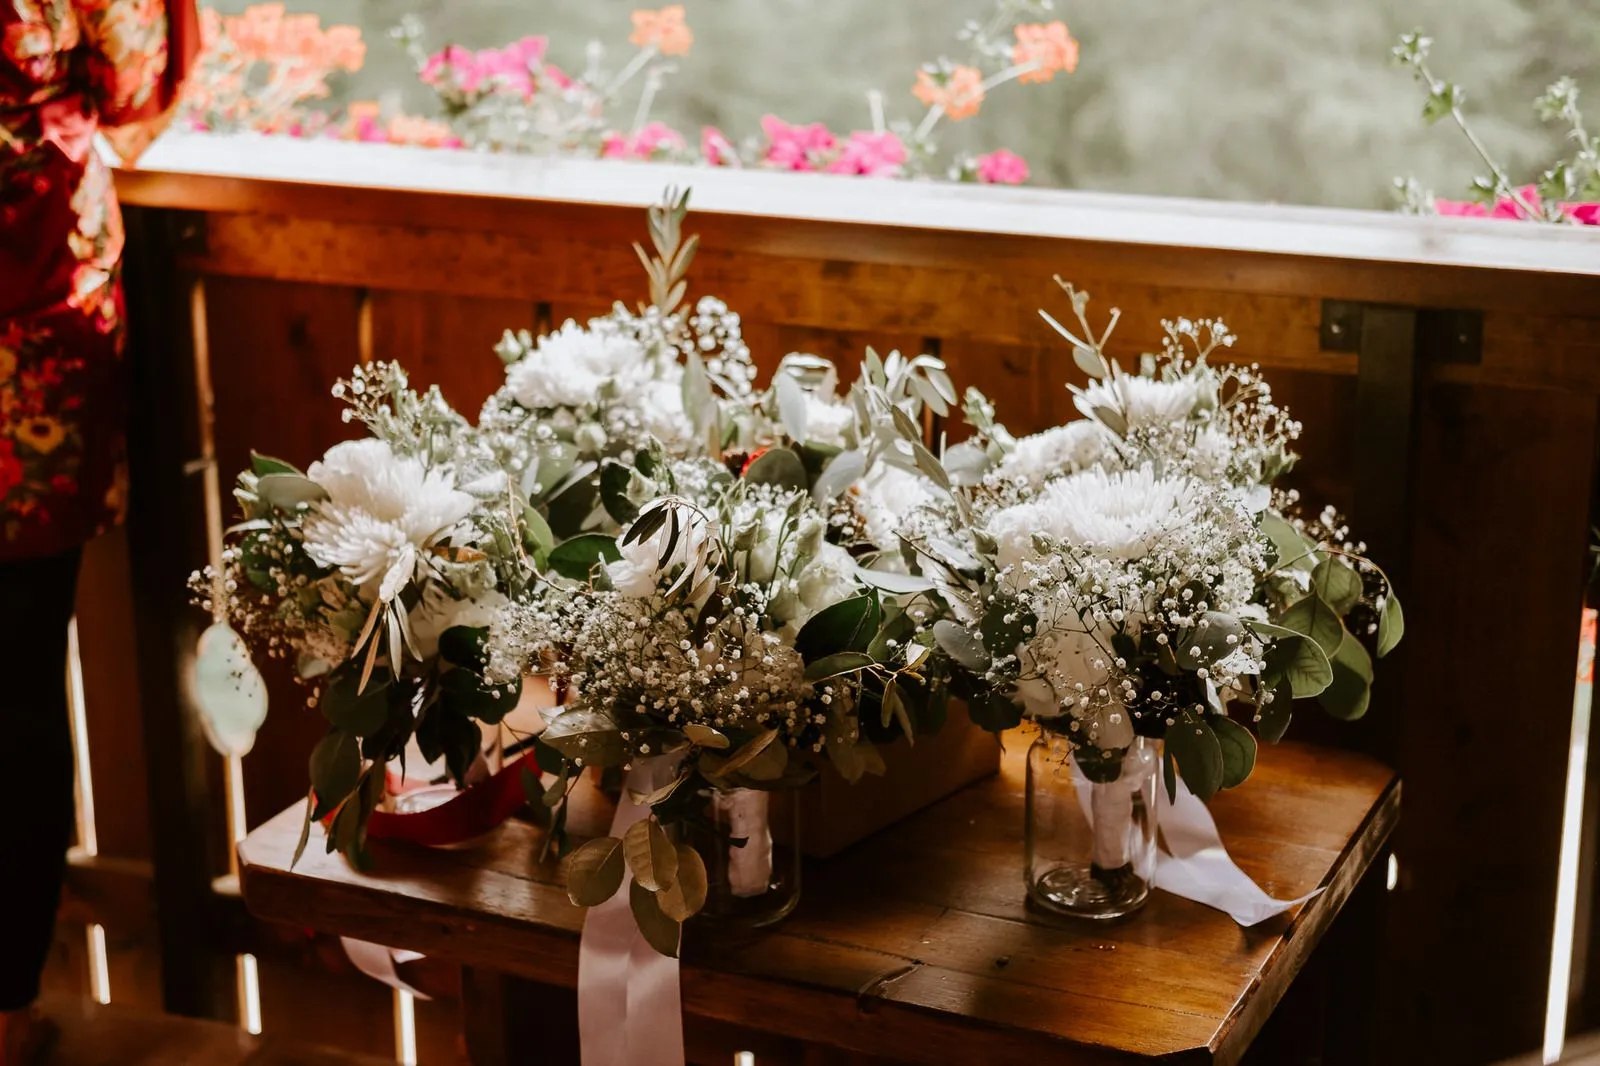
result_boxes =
[1,0,195,1058]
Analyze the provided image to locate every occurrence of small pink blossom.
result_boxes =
[761,115,835,171]
[827,130,907,177]
[601,121,686,160]
[1568,203,1600,225]
[701,126,739,167]
[976,148,1029,185]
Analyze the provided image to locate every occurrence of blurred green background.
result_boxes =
[209,0,1600,209]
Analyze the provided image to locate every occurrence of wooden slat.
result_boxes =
[1385,382,1597,1063]
[239,738,1396,1066]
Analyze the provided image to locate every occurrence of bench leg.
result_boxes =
[460,967,580,1066]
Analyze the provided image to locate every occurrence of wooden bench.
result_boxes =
[37,996,395,1065]
[237,735,1397,1065]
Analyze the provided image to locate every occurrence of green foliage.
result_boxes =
[794,593,880,662]
[309,730,361,820]
[742,447,809,492]
[567,835,626,906]
[548,533,622,582]
[1166,710,1224,802]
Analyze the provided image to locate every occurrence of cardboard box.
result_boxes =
[774,706,1000,858]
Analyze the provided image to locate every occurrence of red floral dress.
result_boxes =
[1,0,197,560]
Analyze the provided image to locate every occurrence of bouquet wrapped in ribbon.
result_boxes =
[881,281,1404,918]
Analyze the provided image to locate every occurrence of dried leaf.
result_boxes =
[657,844,708,922]
[566,835,626,907]
[623,818,679,893]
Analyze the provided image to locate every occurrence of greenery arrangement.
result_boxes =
[1393,31,1599,224]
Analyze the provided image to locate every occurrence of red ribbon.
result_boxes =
[365,751,540,847]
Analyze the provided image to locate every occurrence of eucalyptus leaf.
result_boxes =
[969,691,1023,732]
[1378,590,1406,659]
[658,843,709,921]
[803,651,876,681]
[683,723,730,750]
[1313,558,1364,615]
[251,451,302,477]
[309,730,360,819]
[854,565,937,595]
[1278,595,1344,657]
[795,594,880,662]
[566,835,626,907]
[717,728,780,778]
[941,441,992,486]
[630,879,681,958]
[773,372,811,443]
[1318,632,1374,721]
[1211,715,1258,789]
[1072,345,1107,380]
[1261,633,1334,699]
[320,664,392,736]
[742,447,808,491]
[1262,512,1315,571]
[541,709,625,768]
[548,534,622,582]
[623,818,679,892]
[933,620,990,672]
[1257,677,1294,743]
[1166,711,1224,802]
[258,473,328,510]
[812,448,866,503]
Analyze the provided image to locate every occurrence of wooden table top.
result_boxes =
[238,735,1398,1066]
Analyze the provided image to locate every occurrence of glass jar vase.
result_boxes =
[1025,724,1161,920]
[682,785,801,930]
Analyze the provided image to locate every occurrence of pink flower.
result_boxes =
[701,126,739,167]
[761,115,835,171]
[976,149,1029,185]
[1432,198,1489,218]
[1568,203,1600,225]
[827,131,906,177]
[1433,186,1600,223]
[601,121,685,160]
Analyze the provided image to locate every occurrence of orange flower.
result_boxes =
[1012,21,1079,83]
[912,65,985,121]
[323,25,366,71]
[630,5,692,56]
[0,347,16,385]
[16,417,66,456]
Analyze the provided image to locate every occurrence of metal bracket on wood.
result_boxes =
[1321,300,1483,365]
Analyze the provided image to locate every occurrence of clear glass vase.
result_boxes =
[1025,725,1161,920]
[682,785,801,930]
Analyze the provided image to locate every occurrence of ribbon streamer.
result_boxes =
[1153,775,1321,925]
[578,756,685,1066]
[340,938,430,998]
[367,751,539,847]
[1071,770,1320,924]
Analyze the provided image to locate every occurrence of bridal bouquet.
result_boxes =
[192,362,536,864]
[891,281,1404,800]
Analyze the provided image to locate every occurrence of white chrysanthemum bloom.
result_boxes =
[989,466,1203,570]
[408,587,510,661]
[1076,372,1209,430]
[1014,630,1135,748]
[853,464,935,551]
[301,439,476,602]
[1188,424,1234,481]
[996,421,1113,485]
[605,508,714,601]
[503,320,656,410]
[794,541,859,620]
[804,394,856,449]
[634,373,692,445]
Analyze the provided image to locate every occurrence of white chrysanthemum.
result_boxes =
[605,508,714,601]
[1076,373,1209,429]
[794,541,859,620]
[408,587,509,661]
[504,320,650,410]
[996,421,1112,484]
[301,439,475,602]
[804,395,856,449]
[989,466,1203,570]
[853,464,935,551]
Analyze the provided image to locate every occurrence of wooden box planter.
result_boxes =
[774,705,1000,858]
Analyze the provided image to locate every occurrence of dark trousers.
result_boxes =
[0,546,81,1010]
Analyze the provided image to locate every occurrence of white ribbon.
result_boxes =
[1071,768,1319,925]
[1153,774,1321,925]
[340,939,429,998]
[712,789,773,898]
[578,756,685,1066]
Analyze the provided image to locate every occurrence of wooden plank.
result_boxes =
[1385,382,1597,1063]
[122,206,235,1018]
[198,276,366,828]
[116,135,1600,293]
[239,739,1396,1065]
[74,528,153,860]
[366,290,535,416]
